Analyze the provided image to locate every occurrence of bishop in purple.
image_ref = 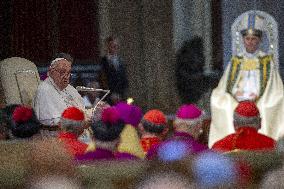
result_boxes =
[147,104,208,160]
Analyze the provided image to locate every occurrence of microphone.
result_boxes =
[76,86,106,92]
[76,86,111,114]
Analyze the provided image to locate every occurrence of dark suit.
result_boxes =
[99,56,129,104]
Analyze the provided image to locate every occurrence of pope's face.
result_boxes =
[243,34,261,54]
[49,60,72,90]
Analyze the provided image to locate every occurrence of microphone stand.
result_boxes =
[76,86,110,118]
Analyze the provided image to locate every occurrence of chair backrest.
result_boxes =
[0,57,40,106]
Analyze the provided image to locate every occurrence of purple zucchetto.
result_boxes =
[115,102,143,127]
[176,104,202,120]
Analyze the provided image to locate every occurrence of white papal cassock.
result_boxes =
[33,77,84,126]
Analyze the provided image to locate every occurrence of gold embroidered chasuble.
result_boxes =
[209,52,284,147]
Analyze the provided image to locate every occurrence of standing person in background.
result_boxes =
[99,36,129,105]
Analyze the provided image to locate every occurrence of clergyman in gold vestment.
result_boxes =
[209,11,284,147]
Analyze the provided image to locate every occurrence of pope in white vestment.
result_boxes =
[33,54,85,126]
[33,77,84,125]
[209,11,284,147]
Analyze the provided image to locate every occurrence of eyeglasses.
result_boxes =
[53,69,72,77]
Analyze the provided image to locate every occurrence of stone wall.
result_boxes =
[98,0,180,113]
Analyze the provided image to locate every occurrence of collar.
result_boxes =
[244,50,259,58]
[242,50,265,58]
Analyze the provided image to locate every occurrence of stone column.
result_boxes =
[97,0,181,113]
[140,0,180,113]
[97,0,111,56]
[189,0,213,75]
[97,0,148,111]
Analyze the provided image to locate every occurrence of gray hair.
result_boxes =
[60,118,83,135]
[233,113,261,130]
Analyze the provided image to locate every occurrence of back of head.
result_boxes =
[60,107,85,136]
[260,168,284,189]
[140,109,167,134]
[233,101,260,130]
[175,104,203,136]
[192,152,238,188]
[11,106,41,138]
[29,138,78,186]
[2,104,20,126]
[115,102,143,127]
[91,107,125,142]
[30,176,81,189]
[115,102,145,159]
[136,171,192,189]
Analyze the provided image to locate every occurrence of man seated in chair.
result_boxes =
[209,11,284,147]
[212,101,276,152]
[33,53,85,126]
